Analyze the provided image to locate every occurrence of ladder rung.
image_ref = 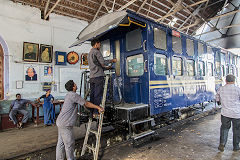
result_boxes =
[90,129,98,135]
[86,144,95,151]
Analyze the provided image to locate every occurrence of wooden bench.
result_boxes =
[31,100,64,125]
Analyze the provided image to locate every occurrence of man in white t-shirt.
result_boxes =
[216,74,240,152]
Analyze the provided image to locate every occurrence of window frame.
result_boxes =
[186,59,195,76]
[126,54,144,77]
[207,62,214,77]
[186,39,195,56]
[126,28,142,52]
[172,36,182,54]
[172,56,183,76]
[198,42,204,56]
[153,28,167,51]
[198,61,205,77]
[154,53,168,76]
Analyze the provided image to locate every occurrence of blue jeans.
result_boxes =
[220,115,240,150]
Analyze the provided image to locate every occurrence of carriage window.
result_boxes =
[172,36,182,54]
[233,56,236,65]
[227,66,230,74]
[126,54,144,77]
[126,29,142,51]
[231,67,235,75]
[198,61,205,76]
[172,57,182,76]
[215,61,221,76]
[207,46,212,54]
[227,54,230,64]
[186,39,194,56]
[207,62,213,76]
[154,53,167,75]
[100,39,111,58]
[115,40,121,76]
[186,60,195,76]
[222,65,225,77]
[198,43,204,56]
[220,52,226,64]
[154,28,167,50]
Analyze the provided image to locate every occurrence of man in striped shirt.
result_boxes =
[216,74,240,152]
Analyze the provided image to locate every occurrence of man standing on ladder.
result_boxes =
[88,39,117,118]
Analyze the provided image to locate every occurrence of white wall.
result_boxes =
[0,0,91,100]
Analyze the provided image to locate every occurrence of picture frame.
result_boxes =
[24,65,39,81]
[16,81,23,89]
[44,66,53,76]
[39,44,53,63]
[23,42,39,62]
[55,51,67,65]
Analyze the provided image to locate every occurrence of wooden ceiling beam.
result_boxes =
[188,0,208,8]
[92,0,105,21]
[208,9,240,21]
[117,0,138,11]
[195,24,240,36]
[137,0,148,13]
[44,0,62,20]
[156,0,183,22]
[14,0,90,22]
[44,0,50,18]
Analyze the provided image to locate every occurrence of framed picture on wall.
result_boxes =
[24,65,39,81]
[55,51,67,65]
[39,44,53,63]
[23,42,39,62]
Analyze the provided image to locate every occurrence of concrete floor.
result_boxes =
[0,124,88,159]
[101,113,240,160]
[1,111,240,160]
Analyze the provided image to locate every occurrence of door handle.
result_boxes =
[144,60,148,72]
[143,40,147,52]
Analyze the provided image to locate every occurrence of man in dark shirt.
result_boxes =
[88,39,116,117]
[9,93,36,128]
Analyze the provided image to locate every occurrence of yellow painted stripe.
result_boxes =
[150,79,223,85]
[150,80,207,84]
[149,83,210,89]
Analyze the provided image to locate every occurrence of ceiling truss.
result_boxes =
[11,0,237,35]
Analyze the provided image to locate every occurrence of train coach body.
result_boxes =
[73,10,240,120]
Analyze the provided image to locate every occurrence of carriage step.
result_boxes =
[131,118,154,126]
[132,130,155,140]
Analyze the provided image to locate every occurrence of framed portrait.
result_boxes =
[55,51,67,65]
[44,66,53,76]
[23,42,39,62]
[39,44,53,63]
[24,65,39,81]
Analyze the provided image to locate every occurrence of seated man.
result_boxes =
[9,93,36,129]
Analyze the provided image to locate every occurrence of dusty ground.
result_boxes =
[1,110,240,160]
[0,124,88,159]
[101,113,240,160]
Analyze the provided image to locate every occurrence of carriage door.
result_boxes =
[123,27,149,104]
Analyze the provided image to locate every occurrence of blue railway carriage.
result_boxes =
[71,10,240,137]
